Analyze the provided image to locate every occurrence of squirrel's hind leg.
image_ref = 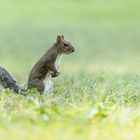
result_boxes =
[44,80,53,94]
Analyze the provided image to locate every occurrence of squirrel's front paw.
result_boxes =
[52,72,60,78]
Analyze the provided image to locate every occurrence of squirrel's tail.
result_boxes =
[0,66,21,93]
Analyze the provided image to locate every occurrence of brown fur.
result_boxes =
[27,35,75,93]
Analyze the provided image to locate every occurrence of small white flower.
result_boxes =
[87,108,98,119]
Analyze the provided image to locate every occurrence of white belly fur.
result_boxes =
[54,54,63,71]
[44,54,63,94]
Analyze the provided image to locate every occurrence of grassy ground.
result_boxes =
[0,0,140,140]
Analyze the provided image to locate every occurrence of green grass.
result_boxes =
[0,0,140,139]
[0,74,140,140]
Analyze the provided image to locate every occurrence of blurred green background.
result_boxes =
[0,0,140,84]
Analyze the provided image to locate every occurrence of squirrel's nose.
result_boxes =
[71,49,75,52]
[71,47,75,52]
[70,48,74,52]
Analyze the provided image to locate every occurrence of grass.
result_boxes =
[0,74,140,140]
[0,0,140,139]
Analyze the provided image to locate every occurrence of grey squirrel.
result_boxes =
[0,35,75,94]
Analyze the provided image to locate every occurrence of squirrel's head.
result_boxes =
[55,35,75,54]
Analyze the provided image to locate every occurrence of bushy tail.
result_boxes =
[0,66,21,92]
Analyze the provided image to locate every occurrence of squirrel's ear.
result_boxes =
[61,35,64,40]
[57,35,61,43]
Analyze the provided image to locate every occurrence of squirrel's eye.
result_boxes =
[64,43,68,46]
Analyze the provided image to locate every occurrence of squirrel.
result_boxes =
[0,35,75,94]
